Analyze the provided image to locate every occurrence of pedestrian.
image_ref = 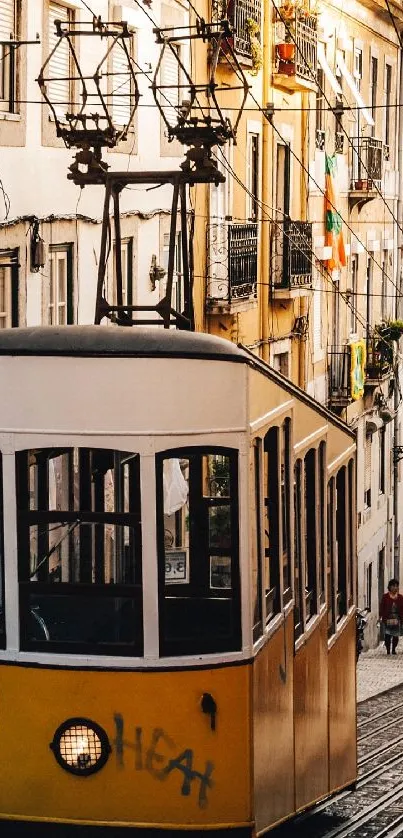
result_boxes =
[380,579,403,655]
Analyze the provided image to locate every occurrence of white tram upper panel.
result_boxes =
[0,327,248,438]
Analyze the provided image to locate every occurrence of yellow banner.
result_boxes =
[350,339,366,400]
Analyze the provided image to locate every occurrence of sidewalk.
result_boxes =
[357,641,403,702]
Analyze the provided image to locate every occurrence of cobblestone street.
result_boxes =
[358,641,403,702]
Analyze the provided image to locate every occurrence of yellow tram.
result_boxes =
[0,326,357,833]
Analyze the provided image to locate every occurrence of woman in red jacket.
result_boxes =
[380,579,403,654]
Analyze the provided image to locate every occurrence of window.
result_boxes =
[384,63,392,153]
[247,132,259,221]
[318,442,326,606]
[313,276,322,353]
[160,41,181,129]
[112,237,133,308]
[304,448,317,621]
[112,30,136,128]
[370,56,378,135]
[281,420,292,603]
[163,231,183,314]
[315,67,325,150]
[349,255,358,333]
[264,428,281,622]
[48,245,73,325]
[364,434,372,508]
[294,460,304,639]
[156,449,241,656]
[273,352,289,378]
[327,478,336,637]
[0,0,17,113]
[16,448,143,655]
[0,454,4,648]
[366,257,373,343]
[252,440,263,641]
[379,426,386,495]
[48,2,74,120]
[381,252,388,321]
[336,467,347,620]
[0,248,18,327]
[378,547,385,610]
[348,459,354,609]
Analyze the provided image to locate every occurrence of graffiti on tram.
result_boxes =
[113,714,214,808]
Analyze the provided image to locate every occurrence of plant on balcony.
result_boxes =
[246,18,263,75]
[374,321,403,367]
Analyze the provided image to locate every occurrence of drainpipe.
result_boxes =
[261,0,272,363]
[393,43,403,579]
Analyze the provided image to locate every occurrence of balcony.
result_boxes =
[273,7,317,92]
[271,220,312,299]
[212,0,262,65]
[349,137,383,209]
[207,222,258,310]
[365,337,392,386]
[328,345,352,409]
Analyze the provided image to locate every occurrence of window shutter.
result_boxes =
[48,2,72,117]
[0,0,16,40]
[112,40,132,127]
[161,43,180,127]
[313,277,322,352]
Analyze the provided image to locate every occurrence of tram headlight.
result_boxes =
[50,718,111,776]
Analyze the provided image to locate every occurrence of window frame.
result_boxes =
[0,0,18,114]
[47,243,74,325]
[16,446,143,656]
[0,248,19,327]
[155,446,241,657]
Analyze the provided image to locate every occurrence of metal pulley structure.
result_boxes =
[37,14,250,330]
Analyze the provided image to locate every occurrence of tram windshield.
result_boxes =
[156,449,241,656]
[16,448,143,655]
[0,454,4,649]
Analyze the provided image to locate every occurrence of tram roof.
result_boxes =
[0,326,355,438]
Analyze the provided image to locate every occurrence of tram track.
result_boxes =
[271,684,403,838]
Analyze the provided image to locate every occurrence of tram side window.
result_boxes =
[281,420,292,604]
[318,442,326,606]
[156,449,241,656]
[336,466,347,620]
[327,477,336,637]
[0,454,4,649]
[348,458,355,608]
[264,428,281,623]
[294,459,304,639]
[16,448,143,655]
[304,448,317,621]
[252,441,263,641]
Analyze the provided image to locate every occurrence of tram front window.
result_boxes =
[157,449,241,656]
[16,448,143,655]
[0,454,5,648]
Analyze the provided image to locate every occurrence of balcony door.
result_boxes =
[276,143,290,220]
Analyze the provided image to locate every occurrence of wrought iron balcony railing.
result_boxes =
[365,336,391,383]
[207,221,258,305]
[212,0,262,61]
[271,219,312,291]
[350,137,383,191]
[328,345,351,406]
[274,10,317,90]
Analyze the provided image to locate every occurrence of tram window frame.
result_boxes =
[156,447,241,657]
[263,427,281,623]
[336,466,347,621]
[16,447,143,656]
[304,448,318,622]
[252,439,263,642]
[348,458,355,609]
[0,454,5,649]
[318,441,326,607]
[294,459,304,640]
[327,477,336,637]
[281,419,292,605]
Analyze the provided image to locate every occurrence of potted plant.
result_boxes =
[246,18,263,75]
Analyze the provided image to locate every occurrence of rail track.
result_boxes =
[271,682,403,838]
